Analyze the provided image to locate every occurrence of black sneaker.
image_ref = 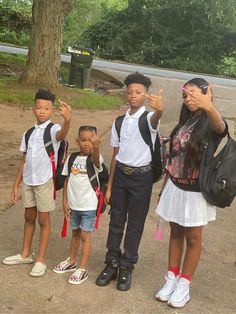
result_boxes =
[117,267,132,291]
[95,263,118,287]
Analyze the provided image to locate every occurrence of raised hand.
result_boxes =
[90,131,104,149]
[58,99,72,122]
[144,89,164,112]
[183,86,214,112]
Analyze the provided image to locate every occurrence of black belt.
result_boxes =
[117,162,152,175]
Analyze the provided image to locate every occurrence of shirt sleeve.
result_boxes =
[19,132,27,152]
[62,156,69,176]
[51,124,61,143]
[110,120,119,147]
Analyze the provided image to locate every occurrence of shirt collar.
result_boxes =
[34,120,51,129]
[124,106,146,120]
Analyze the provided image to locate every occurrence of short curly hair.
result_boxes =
[35,89,56,103]
[124,72,151,90]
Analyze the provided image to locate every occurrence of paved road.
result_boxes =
[0,44,236,87]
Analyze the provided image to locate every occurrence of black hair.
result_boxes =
[124,72,151,90]
[35,89,56,103]
[183,77,209,95]
[79,125,97,134]
[170,78,211,176]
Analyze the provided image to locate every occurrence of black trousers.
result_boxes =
[105,165,153,269]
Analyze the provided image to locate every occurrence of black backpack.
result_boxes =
[115,111,167,183]
[68,152,109,229]
[25,122,68,198]
[199,130,236,208]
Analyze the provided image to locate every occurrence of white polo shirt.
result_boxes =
[20,120,61,186]
[111,106,158,167]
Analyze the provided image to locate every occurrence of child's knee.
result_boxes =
[25,207,37,223]
[80,230,91,242]
[72,229,80,237]
[37,212,50,227]
[186,234,201,248]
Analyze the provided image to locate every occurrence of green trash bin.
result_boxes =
[68,46,95,89]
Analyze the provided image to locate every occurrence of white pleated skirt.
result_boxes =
[156,179,216,227]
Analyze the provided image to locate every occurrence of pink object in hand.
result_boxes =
[154,218,166,241]
[154,227,164,240]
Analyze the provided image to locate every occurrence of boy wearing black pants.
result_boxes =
[96,72,163,291]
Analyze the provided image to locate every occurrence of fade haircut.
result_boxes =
[79,125,97,135]
[35,89,56,103]
[124,72,151,90]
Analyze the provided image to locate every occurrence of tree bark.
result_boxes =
[20,0,73,88]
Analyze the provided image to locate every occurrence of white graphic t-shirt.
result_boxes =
[62,154,103,211]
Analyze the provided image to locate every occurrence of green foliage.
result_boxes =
[82,0,236,77]
[0,0,236,77]
[0,0,31,45]
[62,0,128,51]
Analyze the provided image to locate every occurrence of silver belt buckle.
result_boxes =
[123,167,134,175]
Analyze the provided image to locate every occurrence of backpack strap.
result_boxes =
[115,114,125,141]
[25,127,35,149]
[86,154,99,191]
[86,154,104,230]
[43,122,54,157]
[68,152,80,175]
[43,122,57,199]
[115,111,152,149]
[138,111,153,153]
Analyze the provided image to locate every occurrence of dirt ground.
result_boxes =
[0,77,236,313]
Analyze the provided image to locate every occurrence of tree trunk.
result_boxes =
[20,0,73,88]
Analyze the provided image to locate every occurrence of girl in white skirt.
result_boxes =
[155,78,227,309]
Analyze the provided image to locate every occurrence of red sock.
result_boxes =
[168,266,180,276]
[180,273,192,282]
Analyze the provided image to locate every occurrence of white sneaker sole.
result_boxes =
[155,295,169,302]
[53,267,77,274]
[2,255,33,265]
[68,276,88,285]
[168,295,190,308]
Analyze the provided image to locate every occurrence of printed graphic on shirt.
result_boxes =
[71,159,87,176]
[168,118,199,183]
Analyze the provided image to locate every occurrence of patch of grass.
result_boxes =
[0,77,123,109]
[0,52,123,109]
[0,52,26,67]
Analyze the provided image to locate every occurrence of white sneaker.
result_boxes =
[155,271,179,302]
[168,277,190,308]
[29,262,47,277]
[53,257,77,274]
[68,268,88,285]
[2,254,33,265]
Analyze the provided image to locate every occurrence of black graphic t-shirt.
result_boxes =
[168,117,227,192]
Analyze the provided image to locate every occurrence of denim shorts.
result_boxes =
[70,210,96,232]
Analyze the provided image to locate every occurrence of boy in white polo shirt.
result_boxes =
[96,72,164,291]
[2,89,71,277]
